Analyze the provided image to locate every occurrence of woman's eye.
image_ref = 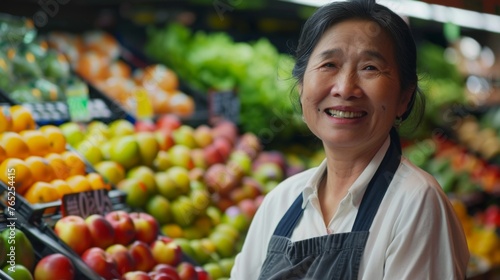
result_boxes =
[321,63,336,68]
[364,65,378,71]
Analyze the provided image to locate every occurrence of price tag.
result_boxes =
[208,89,240,124]
[67,95,90,123]
[61,189,113,218]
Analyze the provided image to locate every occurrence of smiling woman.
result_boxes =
[230,0,470,279]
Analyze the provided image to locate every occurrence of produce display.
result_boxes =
[145,23,308,142]
[46,30,196,119]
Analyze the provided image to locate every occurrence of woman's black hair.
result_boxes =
[292,0,425,127]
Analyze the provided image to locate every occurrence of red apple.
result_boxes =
[254,194,265,208]
[85,214,116,249]
[122,271,152,280]
[204,164,239,195]
[135,120,157,132]
[149,271,177,280]
[54,215,92,255]
[81,247,120,280]
[128,240,157,272]
[105,210,136,246]
[153,264,181,280]
[34,253,75,280]
[211,120,238,146]
[150,236,182,266]
[203,144,225,166]
[238,198,258,220]
[177,262,198,280]
[106,244,136,276]
[235,132,261,159]
[129,212,160,244]
[212,137,232,161]
[156,114,182,131]
[195,266,211,280]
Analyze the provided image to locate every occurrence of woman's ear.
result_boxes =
[398,85,415,117]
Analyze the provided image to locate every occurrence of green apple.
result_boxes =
[155,171,178,200]
[203,262,224,280]
[1,228,35,272]
[172,125,197,149]
[86,121,110,139]
[108,119,135,138]
[99,140,113,160]
[76,140,103,165]
[209,231,235,258]
[2,264,33,280]
[190,189,211,213]
[153,150,172,171]
[127,165,157,196]
[167,166,191,196]
[59,122,85,147]
[206,206,222,227]
[174,238,195,260]
[168,144,194,169]
[135,131,160,167]
[94,160,126,185]
[182,226,205,240]
[228,150,253,176]
[171,196,196,227]
[117,177,150,209]
[0,231,5,266]
[145,195,172,225]
[213,223,239,241]
[189,239,211,264]
[219,257,235,277]
[110,135,140,169]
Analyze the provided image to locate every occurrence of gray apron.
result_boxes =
[258,129,402,280]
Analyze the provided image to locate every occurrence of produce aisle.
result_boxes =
[0,0,499,279]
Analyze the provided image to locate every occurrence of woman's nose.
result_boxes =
[330,70,362,99]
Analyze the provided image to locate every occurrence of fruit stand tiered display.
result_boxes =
[1,1,500,279]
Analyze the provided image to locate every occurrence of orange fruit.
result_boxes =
[39,125,67,153]
[109,60,131,78]
[0,145,7,163]
[86,172,111,191]
[61,151,87,176]
[76,51,109,82]
[0,132,31,159]
[45,153,71,179]
[20,130,51,157]
[66,174,92,193]
[24,156,56,183]
[23,181,59,204]
[51,179,73,199]
[0,106,12,133]
[9,105,36,133]
[141,64,179,92]
[0,158,33,195]
[169,92,195,117]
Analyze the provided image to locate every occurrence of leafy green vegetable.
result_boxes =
[145,23,307,143]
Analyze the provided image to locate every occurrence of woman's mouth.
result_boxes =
[325,109,366,119]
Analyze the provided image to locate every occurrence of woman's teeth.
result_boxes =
[326,109,364,119]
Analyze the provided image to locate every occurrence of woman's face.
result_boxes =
[300,19,411,151]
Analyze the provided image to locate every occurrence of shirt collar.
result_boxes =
[302,135,391,209]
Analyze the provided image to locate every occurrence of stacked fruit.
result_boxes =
[450,199,500,269]
[59,115,292,279]
[0,227,76,280]
[45,30,195,117]
[0,105,110,205]
[53,210,208,279]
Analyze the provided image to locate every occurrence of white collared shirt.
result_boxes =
[230,137,469,280]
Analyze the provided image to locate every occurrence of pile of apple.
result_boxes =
[54,210,210,280]
[57,114,294,277]
[0,227,76,280]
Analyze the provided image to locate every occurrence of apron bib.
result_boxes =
[258,129,402,280]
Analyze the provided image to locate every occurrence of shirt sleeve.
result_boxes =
[383,185,470,280]
[230,194,273,280]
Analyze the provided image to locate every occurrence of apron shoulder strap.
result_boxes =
[273,194,304,237]
[351,128,402,232]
